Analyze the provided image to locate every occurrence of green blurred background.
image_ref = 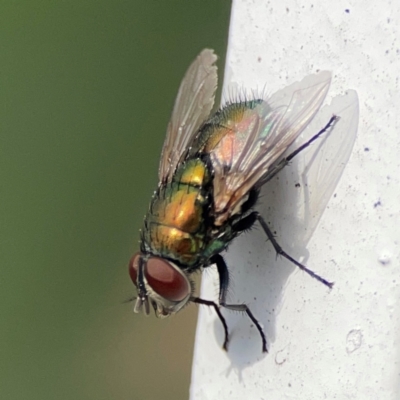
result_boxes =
[0,2,230,399]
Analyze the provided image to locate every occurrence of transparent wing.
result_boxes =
[295,89,359,245]
[210,72,332,221]
[158,49,218,183]
[256,89,359,252]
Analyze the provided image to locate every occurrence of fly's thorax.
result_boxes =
[141,158,212,267]
[144,225,204,266]
[172,158,211,187]
[129,253,192,317]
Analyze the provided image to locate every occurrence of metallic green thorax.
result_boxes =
[140,158,213,268]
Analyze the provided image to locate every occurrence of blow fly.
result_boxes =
[128,49,358,352]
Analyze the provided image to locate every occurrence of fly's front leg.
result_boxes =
[251,212,334,288]
[191,296,229,351]
[211,254,268,353]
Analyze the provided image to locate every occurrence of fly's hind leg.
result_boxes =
[211,254,268,353]
[262,115,339,184]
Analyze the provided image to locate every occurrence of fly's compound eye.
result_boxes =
[129,253,190,302]
[128,253,141,285]
[145,257,190,302]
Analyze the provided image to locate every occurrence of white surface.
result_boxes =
[190,0,400,399]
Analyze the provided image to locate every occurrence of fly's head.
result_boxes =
[129,253,192,318]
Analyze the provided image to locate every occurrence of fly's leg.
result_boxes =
[233,212,333,287]
[211,254,268,353]
[246,211,334,288]
[191,296,230,351]
[285,115,339,163]
[262,115,339,184]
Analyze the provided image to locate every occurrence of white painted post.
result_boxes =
[191,0,400,398]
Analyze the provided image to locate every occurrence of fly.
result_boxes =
[128,49,358,353]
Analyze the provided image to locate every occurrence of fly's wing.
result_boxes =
[253,89,359,260]
[209,72,332,222]
[158,49,218,184]
[294,90,359,245]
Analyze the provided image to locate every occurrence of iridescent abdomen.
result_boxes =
[142,159,211,267]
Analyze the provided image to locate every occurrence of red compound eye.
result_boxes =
[128,253,141,286]
[145,257,190,302]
